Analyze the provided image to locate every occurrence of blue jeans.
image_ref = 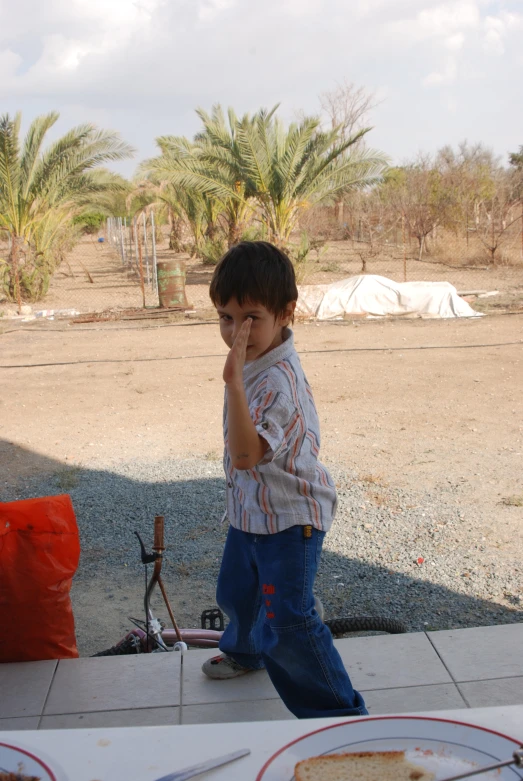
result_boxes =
[217,524,368,719]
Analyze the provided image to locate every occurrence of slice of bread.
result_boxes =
[294,750,435,781]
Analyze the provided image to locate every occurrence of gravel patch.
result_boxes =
[4,457,522,634]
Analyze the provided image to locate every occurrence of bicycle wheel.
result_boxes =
[325,616,407,636]
[92,636,144,656]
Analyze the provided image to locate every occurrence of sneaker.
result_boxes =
[202,654,257,680]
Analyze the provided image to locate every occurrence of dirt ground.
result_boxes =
[1,312,522,654]
[2,235,522,319]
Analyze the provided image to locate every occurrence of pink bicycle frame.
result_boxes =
[136,516,223,651]
[123,627,222,650]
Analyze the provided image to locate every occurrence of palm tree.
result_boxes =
[145,105,388,247]
[191,105,263,245]
[0,111,133,308]
[143,106,270,248]
[141,136,224,255]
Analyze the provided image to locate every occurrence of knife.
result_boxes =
[152,748,251,781]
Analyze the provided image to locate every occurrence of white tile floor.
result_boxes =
[334,632,453,690]
[40,707,181,730]
[0,624,521,730]
[44,653,180,715]
[428,623,523,681]
[459,677,523,708]
[0,660,57,719]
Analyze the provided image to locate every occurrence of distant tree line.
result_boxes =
[2,86,521,307]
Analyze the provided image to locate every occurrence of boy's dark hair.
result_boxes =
[209,241,298,316]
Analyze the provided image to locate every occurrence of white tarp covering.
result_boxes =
[296,275,482,320]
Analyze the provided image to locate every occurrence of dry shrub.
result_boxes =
[298,205,345,241]
[430,228,523,268]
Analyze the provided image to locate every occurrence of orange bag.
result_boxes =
[0,494,80,662]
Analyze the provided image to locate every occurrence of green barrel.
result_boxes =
[157,259,188,308]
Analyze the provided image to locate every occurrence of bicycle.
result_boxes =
[93,516,407,657]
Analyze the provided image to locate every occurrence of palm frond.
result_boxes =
[304,148,389,203]
[32,125,133,203]
[137,103,387,245]
[20,112,59,198]
[0,113,22,232]
[234,118,271,194]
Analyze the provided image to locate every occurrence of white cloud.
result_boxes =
[482,10,523,55]
[283,0,324,16]
[417,0,479,36]
[483,15,506,53]
[423,56,458,86]
[198,0,236,22]
[0,0,521,172]
[38,35,93,72]
[378,0,479,86]
[0,48,22,83]
[444,32,465,50]
[353,0,442,20]
[384,0,480,44]
[1,0,517,102]
[503,11,523,31]
[443,94,458,113]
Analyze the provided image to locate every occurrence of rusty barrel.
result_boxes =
[156,259,188,308]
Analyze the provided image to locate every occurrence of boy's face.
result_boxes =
[217,297,296,362]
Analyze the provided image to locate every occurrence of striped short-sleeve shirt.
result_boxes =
[223,328,337,534]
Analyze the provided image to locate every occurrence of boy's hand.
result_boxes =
[223,319,251,386]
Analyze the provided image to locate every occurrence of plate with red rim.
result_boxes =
[255,716,523,781]
[0,742,62,781]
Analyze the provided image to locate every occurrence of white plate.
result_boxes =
[256,716,523,781]
[0,742,60,781]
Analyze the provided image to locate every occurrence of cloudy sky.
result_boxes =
[1,0,522,175]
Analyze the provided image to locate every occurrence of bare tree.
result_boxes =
[508,146,523,259]
[320,79,378,142]
[509,146,523,170]
[348,189,396,272]
[319,80,380,225]
[381,154,458,261]
[477,171,521,264]
[436,143,521,263]
[435,141,500,244]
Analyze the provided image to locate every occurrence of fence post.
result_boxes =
[151,209,158,296]
[119,217,126,264]
[133,217,139,268]
[142,212,151,286]
[123,218,128,266]
[402,213,407,282]
[128,218,133,268]
[137,221,146,308]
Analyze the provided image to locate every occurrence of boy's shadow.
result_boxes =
[2,439,522,655]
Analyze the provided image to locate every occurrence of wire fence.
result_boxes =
[105,214,159,304]
[3,205,522,321]
[3,212,189,320]
[298,205,523,314]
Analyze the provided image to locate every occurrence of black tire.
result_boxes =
[325,616,407,636]
[91,637,143,657]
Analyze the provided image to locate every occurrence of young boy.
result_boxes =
[203,241,367,719]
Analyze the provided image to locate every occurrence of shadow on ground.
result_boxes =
[2,440,522,656]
